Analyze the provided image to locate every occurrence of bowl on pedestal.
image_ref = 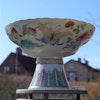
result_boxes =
[5,18,95,90]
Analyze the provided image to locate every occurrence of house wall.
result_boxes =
[64,60,88,81]
[0,54,15,73]
[94,71,100,81]
[87,69,93,81]
[0,54,28,75]
[64,60,100,82]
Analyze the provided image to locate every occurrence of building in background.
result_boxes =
[64,58,100,82]
[0,48,100,81]
[0,47,36,76]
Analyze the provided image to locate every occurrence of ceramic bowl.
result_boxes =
[5,18,95,57]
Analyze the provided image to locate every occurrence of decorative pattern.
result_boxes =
[29,68,67,87]
[36,58,63,64]
[5,18,95,57]
[5,19,95,89]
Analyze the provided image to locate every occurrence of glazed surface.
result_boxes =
[6,18,95,57]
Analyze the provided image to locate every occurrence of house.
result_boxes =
[0,47,36,76]
[64,58,100,82]
[1,48,100,82]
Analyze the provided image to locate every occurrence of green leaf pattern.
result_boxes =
[8,21,94,51]
[29,68,67,87]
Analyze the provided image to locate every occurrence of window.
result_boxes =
[69,72,76,80]
[15,66,20,74]
[3,66,10,73]
[79,73,83,78]
[69,63,75,69]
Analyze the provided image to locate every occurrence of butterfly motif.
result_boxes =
[36,23,73,46]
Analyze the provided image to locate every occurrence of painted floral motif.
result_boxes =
[65,21,75,28]
[63,37,81,51]
[22,25,36,35]
[7,26,42,48]
[6,19,95,57]
[20,39,43,48]
[72,23,86,34]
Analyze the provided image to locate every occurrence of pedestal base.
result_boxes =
[28,58,70,89]
[16,88,88,100]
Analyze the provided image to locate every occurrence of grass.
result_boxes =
[86,81,100,100]
[69,80,100,100]
[0,74,100,100]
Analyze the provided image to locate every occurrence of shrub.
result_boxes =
[0,74,31,100]
[86,81,100,100]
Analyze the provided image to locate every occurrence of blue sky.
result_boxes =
[0,0,100,69]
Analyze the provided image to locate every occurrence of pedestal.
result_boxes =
[28,57,70,89]
[5,18,94,100]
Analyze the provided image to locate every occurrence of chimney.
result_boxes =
[78,58,81,62]
[84,58,89,65]
[16,47,22,55]
[85,60,89,65]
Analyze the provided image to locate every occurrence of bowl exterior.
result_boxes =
[5,18,95,57]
